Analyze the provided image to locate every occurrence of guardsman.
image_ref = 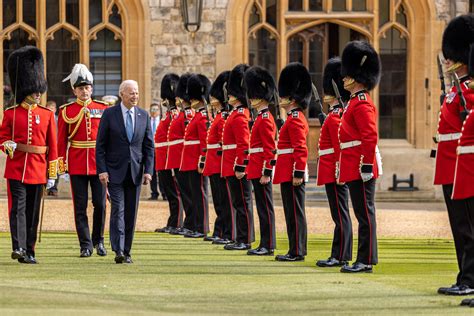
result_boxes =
[243,66,277,256]
[180,74,211,238]
[274,62,310,262]
[437,15,474,296]
[57,64,108,258]
[0,46,58,264]
[166,73,195,236]
[154,73,184,234]
[221,64,255,251]
[316,57,353,268]
[338,41,381,273]
[203,71,235,245]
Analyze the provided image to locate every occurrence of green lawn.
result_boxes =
[0,232,471,315]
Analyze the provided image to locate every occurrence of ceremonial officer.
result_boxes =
[166,73,195,236]
[316,57,353,268]
[338,41,381,273]
[57,64,108,257]
[203,71,235,245]
[244,66,277,256]
[180,74,211,238]
[0,46,58,264]
[437,14,474,295]
[274,62,310,262]
[154,73,184,234]
[221,64,255,251]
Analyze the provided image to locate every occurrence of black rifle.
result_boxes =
[452,72,469,122]
[331,79,345,109]
[437,55,446,106]
[311,83,326,125]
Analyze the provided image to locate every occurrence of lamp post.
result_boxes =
[181,0,203,37]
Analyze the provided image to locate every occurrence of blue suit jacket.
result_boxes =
[96,104,154,185]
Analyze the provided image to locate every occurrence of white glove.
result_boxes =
[3,140,17,158]
[46,179,56,189]
[361,172,374,182]
[60,173,70,183]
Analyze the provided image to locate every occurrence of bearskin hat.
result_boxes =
[228,64,250,106]
[278,62,312,110]
[160,73,179,105]
[176,72,192,103]
[244,66,276,103]
[7,45,47,104]
[210,71,230,105]
[442,14,474,65]
[323,57,350,102]
[187,74,211,103]
[341,41,381,91]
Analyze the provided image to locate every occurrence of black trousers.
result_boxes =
[70,175,106,251]
[347,179,378,265]
[461,197,474,287]
[280,182,307,256]
[7,180,43,256]
[108,167,141,255]
[443,184,472,285]
[183,170,209,234]
[252,179,276,249]
[150,163,166,198]
[158,169,183,228]
[210,174,234,240]
[174,168,194,231]
[227,176,254,244]
[325,182,352,261]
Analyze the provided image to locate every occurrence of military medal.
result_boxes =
[446,91,456,104]
[35,115,40,124]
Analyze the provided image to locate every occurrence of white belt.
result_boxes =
[340,140,362,150]
[222,144,237,150]
[168,139,184,146]
[277,148,294,155]
[318,148,335,156]
[437,133,461,142]
[249,147,263,154]
[154,142,168,148]
[457,145,474,155]
[184,140,200,146]
[207,143,221,150]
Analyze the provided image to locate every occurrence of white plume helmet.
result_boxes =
[63,63,94,89]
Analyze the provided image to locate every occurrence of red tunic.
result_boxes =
[273,108,309,184]
[180,108,208,171]
[453,108,474,199]
[221,106,250,177]
[203,111,225,176]
[434,78,474,185]
[246,108,276,180]
[0,103,58,184]
[154,110,174,171]
[57,99,108,175]
[317,106,343,186]
[338,91,379,183]
[165,108,194,170]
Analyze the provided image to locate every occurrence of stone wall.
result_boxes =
[434,0,470,21]
[147,0,229,102]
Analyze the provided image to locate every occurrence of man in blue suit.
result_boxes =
[96,80,154,264]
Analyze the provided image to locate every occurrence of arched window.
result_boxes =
[0,0,125,108]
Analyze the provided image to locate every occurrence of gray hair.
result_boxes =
[119,80,139,95]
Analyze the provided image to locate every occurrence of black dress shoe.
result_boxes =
[316,257,347,267]
[438,284,459,295]
[155,226,171,233]
[11,248,25,260]
[171,227,191,236]
[80,248,92,257]
[184,231,206,238]
[224,242,251,250]
[461,298,473,306]
[212,238,233,245]
[275,253,305,261]
[247,247,274,256]
[115,252,126,264]
[148,196,158,201]
[19,254,37,264]
[203,235,220,242]
[95,243,107,256]
[340,262,373,273]
[446,284,474,295]
[124,255,133,264]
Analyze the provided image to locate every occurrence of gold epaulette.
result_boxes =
[93,99,110,106]
[4,104,19,112]
[59,101,75,109]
